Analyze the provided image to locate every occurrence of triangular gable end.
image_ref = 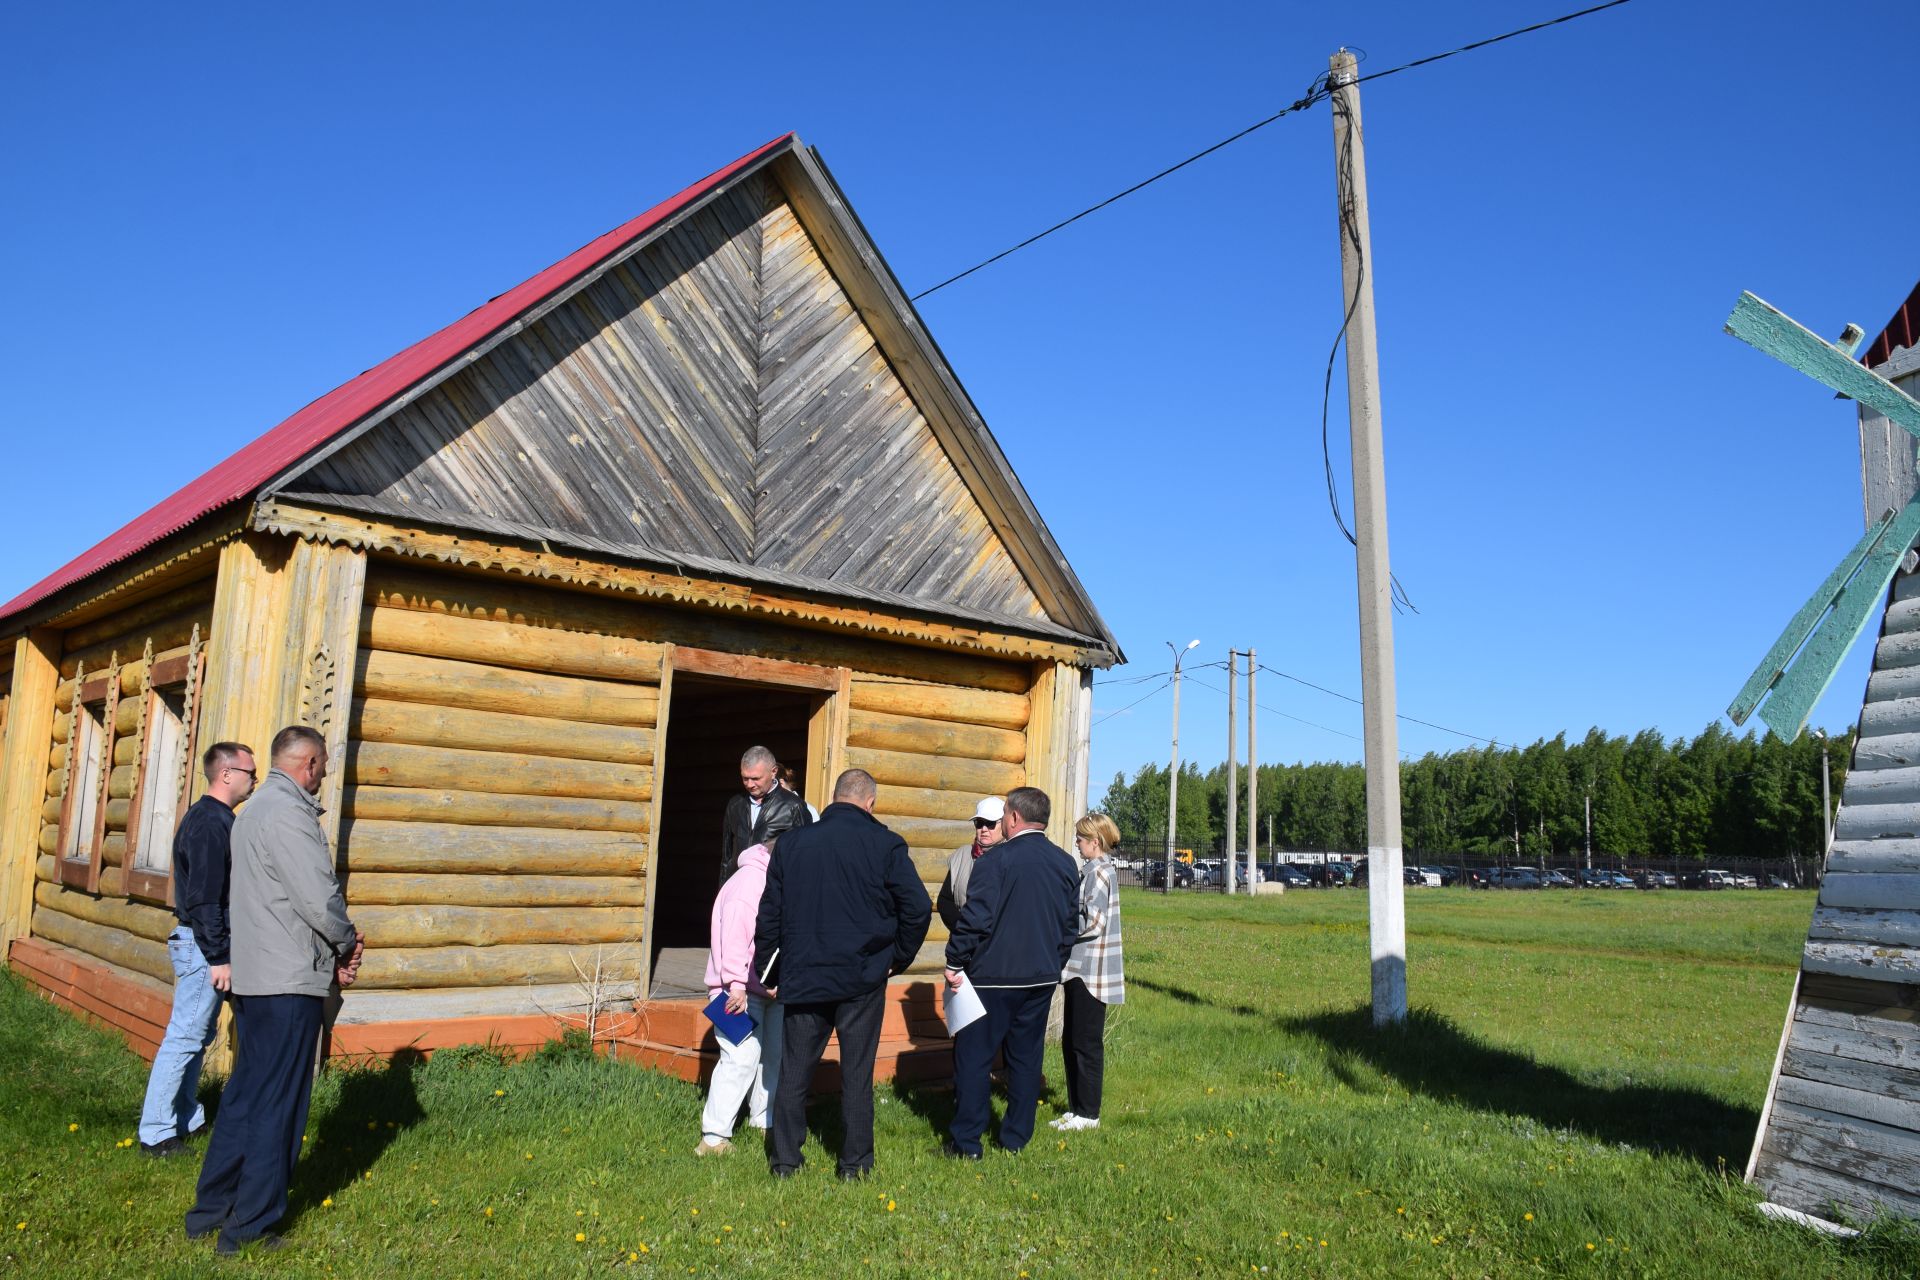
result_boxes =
[271,142,1110,650]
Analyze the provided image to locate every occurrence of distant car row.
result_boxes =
[1119,857,1796,890]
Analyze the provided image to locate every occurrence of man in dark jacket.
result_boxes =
[721,745,810,883]
[753,768,930,1179]
[942,786,1079,1158]
[136,741,254,1157]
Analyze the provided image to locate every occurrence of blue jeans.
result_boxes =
[137,928,223,1145]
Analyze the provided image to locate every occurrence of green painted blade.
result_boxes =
[1753,494,1920,740]
[1728,507,1897,725]
[1726,292,1920,439]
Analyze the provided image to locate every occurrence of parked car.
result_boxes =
[1307,862,1356,888]
[1682,868,1730,889]
[1576,868,1611,888]
[1145,860,1194,888]
[1489,867,1542,889]
[1261,863,1312,889]
[1764,875,1793,889]
[1420,865,1457,886]
[1449,866,1492,888]
[1636,870,1677,889]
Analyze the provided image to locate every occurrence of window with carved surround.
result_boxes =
[56,677,111,892]
[123,637,208,905]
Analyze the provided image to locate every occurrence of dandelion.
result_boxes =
[430,1199,439,1206]
[322,1197,334,1208]
[367,1121,377,1131]
[494,1089,505,1097]
[1586,1243,1596,1251]
[639,1244,650,1253]
[484,1207,494,1218]
[886,1201,896,1212]
[525,1153,534,1161]
[576,1233,587,1242]
[723,1226,733,1233]
[67,1123,78,1132]
[1396,1207,1405,1215]
[691,1207,700,1216]
[629,1253,638,1262]
[1523,1213,1533,1222]
[15,1222,25,1231]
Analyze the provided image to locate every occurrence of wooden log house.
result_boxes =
[0,135,1119,1077]
[1747,280,1920,1225]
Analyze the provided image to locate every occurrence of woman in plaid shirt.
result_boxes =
[1052,812,1125,1132]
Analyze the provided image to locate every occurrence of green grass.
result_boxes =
[4,888,1918,1277]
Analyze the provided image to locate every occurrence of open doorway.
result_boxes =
[648,674,825,997]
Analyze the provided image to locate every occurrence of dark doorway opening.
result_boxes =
[649,676,821,996]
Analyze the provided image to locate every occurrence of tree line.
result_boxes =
[1098,723,1850,862]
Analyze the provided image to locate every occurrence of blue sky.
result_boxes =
[4,2,1917,795]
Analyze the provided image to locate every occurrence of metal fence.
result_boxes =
[1108,838,1823,893]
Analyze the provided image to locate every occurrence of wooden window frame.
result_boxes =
[122,644,207,906]
[56,661,118,894]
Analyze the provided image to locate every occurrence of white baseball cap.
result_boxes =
[973,797,1005,822]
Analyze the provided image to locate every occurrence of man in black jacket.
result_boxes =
[136,741,255,1157]
[721,745,810,884]
[753,768,930,1179]
[942,786,1079,1158]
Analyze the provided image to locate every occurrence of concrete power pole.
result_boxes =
[1330,48,1407,1026]
[1226,649,1239,895]
[1247,649,1259,890]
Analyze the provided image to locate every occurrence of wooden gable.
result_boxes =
[278,172,1052,628]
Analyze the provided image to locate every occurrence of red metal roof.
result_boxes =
[1863,277,1920,369]
[0,134,796,625]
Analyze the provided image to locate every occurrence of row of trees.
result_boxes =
[1098,724,1850,862]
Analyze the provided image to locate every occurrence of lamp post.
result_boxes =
[1164,638,1200,896]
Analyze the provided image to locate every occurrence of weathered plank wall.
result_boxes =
[293,174,1048,625]
[1750,563,1920,1221]
[27,576,217,984]
[336,566,660,1020]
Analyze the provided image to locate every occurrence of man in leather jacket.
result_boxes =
[721,745,810,883]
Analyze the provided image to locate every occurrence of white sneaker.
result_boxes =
[1048,1113,1079,1130]
[693,1137,733,1157]
[1061,1115,1100,1132]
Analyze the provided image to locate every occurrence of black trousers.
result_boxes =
[950,985,1053,1154]
[185,993,323,1246]
[769,985,884,1175]
[1061,977,1108,1119]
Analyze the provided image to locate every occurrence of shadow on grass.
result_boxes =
[283,1048,426,1229]
[1133,978,1758,1167]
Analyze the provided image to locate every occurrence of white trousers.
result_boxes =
[700,995,782,1140]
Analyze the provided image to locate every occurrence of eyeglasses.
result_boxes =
[973,819,997,829]
[226,766,256,780]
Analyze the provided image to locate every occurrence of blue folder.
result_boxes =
[703,993,756,1046]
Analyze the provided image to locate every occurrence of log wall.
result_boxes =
[338,566,662,999]
[24,575,217,981]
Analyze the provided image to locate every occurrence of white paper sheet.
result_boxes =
[943,973,987,1034]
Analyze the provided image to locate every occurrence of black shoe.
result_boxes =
[836,1167,870,1182]
[769,1166,799,1179]
[215,1233,286,1256]
[142,1137,186,1159]
[185,1222,218,1242]
[939,1140,982,1161]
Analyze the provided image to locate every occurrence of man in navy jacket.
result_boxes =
[942,786,1080,1157]
[753,768,930,1179]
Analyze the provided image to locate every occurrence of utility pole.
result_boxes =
[1584,789,1592,871]
[1247,649,1259,891]
[1165,639,1199,896]
[1226,649,1239,895]
[1817,730,1833,876]
[1330,48,1406,1026]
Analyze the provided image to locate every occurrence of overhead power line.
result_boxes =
[1092,678,1172,728]
[1185,673,1362,744]
[909,0,1635,302]
[1256,662,1503,747]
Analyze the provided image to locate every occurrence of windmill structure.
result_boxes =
[1727,282,1920,1228]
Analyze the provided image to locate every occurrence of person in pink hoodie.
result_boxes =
[696,829,789,1156]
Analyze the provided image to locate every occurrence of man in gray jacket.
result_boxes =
[186,725,363,1255]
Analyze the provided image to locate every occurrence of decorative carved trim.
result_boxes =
[301,643,338,740]
[253,500,1108,669]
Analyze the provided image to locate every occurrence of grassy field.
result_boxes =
[4,887,1917,1278]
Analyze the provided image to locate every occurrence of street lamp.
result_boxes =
[1164,638,1200,896]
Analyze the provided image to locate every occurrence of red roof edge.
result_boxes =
[0,133,797,626]
[1863,276,1920,369]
